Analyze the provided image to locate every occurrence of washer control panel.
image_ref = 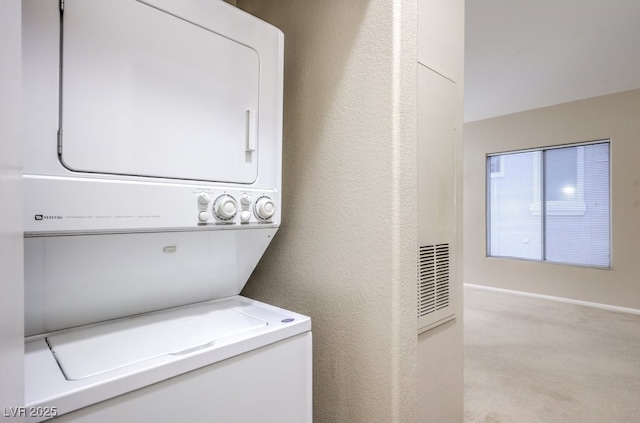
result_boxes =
[196,189,278,226]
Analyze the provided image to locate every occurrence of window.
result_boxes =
[487,141,610,268]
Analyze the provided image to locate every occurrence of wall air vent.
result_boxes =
[418,244,455,333]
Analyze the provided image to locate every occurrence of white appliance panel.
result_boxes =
[47,301,268,380]
[24,229,278,336]
[25,298,312,423]
[46,333,312,423]
[23,176,280,235]
[61,0,260,184]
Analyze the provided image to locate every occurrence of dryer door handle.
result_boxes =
[246,109,257,152]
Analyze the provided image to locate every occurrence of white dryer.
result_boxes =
[21,1,311,422]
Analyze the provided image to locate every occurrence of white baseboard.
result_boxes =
[464,283,640,316]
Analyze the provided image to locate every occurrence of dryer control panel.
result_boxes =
[195,190,277,226]
[23,175,280,236]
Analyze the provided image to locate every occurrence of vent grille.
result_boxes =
[418,244,450,318]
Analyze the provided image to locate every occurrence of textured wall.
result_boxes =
[237,0,418,421]
[464,89,640,310]
[0,0,24,414]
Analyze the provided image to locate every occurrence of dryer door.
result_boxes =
[60,0,260,184]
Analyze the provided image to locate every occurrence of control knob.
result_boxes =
[240,193,252,206]
[197,193,210,205]
[241,210,252,223]
[254,196,275,220]
[213,195,238,220]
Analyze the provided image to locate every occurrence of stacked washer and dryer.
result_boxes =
[22,0,311,422]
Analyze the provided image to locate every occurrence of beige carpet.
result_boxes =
[464,284,640,423]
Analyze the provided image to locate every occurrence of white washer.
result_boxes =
[25,297,311,423]
[21,1,311,421]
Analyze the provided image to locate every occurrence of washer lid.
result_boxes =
[60,0,260,184]
[46,300,268,381]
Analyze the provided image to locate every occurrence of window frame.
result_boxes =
[486,140,611,269]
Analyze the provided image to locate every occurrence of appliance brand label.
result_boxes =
[35,214,63,221]
[34,214,162,222]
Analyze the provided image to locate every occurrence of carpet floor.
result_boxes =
[464,284,640,423]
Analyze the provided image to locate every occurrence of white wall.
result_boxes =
[0,0,25,419]
[237,1,419,421]
[464,89,640,310]
[416,0,465,422]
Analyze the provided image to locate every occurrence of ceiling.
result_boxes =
[464,0,640,122]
